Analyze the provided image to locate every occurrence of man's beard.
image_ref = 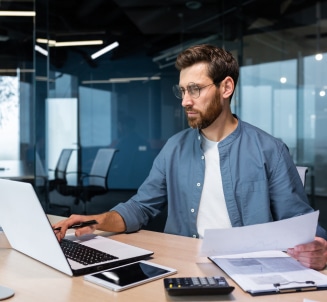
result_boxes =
[185,95,222,129]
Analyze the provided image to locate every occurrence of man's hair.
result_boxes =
[175,44,239,91]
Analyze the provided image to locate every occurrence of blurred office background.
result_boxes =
[0,0,326,231]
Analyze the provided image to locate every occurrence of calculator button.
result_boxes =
[199,277,208,285]
[191,277,200,285]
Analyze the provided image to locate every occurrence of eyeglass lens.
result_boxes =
[173,82,201,99]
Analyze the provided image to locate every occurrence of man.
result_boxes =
[54,44,327,270]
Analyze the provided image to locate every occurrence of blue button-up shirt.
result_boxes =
[112,115,326,239]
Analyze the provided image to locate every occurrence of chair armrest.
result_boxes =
[81,174,106,180]
[81,174,106,186]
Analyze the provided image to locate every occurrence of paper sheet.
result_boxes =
[200,211,319,256]
[210,250,327,295]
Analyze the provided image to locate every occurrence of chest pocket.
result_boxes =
[235,179,272,225]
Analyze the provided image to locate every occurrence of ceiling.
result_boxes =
[0,0,327,70]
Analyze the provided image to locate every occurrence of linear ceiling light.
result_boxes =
[91,41,119,59]
[55,40,103,47]
[0,11,36,17]
[35,76,55,82]
[0,69,34,73]
[36,38,103,47]
[36,38,56,46]
[35,45,48,56]
[82,76,160,84]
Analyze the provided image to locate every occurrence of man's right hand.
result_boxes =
[53,214,101,241]
[52,211,126,241]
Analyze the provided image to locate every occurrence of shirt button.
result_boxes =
[196,183,201,187]
[191,208,195,213]
[201,155,204,160]
[198,135,201,140]
[192,234,197,238]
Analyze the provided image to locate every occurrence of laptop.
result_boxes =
[0,179,153,276]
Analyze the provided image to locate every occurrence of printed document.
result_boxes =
[210,250,327,295]
[200,211,319,256]
[203,211,327,295]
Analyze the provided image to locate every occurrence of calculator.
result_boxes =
[164,276,235,296]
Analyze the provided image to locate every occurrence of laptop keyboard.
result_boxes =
[60,238,118,265]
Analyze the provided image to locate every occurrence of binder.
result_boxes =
[209,250,327,296]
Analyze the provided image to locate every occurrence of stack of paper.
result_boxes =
[202,211,327,295]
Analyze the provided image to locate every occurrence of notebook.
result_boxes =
[0,179,153,276]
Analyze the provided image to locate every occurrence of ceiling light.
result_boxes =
[315,53,323,61]
[0,69,34,74]
[280,77,287,84]
[108,76,160,82]
[36,38,103,47]
[35,76,55,82]
[82,76,160,84]
[91,41,119,59]
[0,11,35,17]
[55,40,103,47]
[35,45,48,56]
[36,38,56,46]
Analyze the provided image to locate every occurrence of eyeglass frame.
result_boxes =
[172,82,217,99]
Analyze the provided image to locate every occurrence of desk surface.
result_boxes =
[0,160,33,180]
[0,216,326,302]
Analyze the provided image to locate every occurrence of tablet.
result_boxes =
[84,260,177,292]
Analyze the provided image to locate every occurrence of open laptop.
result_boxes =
[0,179,153,276]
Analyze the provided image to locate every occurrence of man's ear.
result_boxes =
[221,76,234,99]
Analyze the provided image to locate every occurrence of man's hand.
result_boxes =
[52,211,126,241]
[53,214,100,241]
[287,237,327,270]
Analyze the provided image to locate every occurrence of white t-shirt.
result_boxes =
[197,135,232,238]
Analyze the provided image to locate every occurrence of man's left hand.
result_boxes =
[287,237,327,270]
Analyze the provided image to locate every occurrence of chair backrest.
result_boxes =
[54,149,74,181]
[88,148,116,188]
[35,151,46,176]
[296,166,308,187]
[35,151,48,186]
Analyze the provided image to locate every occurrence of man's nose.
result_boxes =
[181,90,193,107]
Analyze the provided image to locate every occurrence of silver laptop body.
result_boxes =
[0,179,153,276]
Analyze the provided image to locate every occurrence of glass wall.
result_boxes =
[1,1,326,213]
[31,1,327,200]
[239,54,327,197]
[0,0,35,184]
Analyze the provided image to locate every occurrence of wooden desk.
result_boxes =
[1,216,326,302]
[0,160,33,181]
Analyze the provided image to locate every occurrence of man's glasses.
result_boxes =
[172,82,215,99]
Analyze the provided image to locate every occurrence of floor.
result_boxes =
[42,189,327,234]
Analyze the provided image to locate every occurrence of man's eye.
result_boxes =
[189,85,198,93]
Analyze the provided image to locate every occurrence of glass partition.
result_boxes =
[0,0,327,212]
[0,0,35,185]
[9,0,325,214]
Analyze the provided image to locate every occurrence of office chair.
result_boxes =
[34,151,50,211]
[58,148,117,214]
[296,166,308,187]
[47,148,75,215]
[48,149,74,190]
[35,151,48,187]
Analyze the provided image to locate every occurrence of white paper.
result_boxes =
[210,250,327,294]
[200,211,319,256]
